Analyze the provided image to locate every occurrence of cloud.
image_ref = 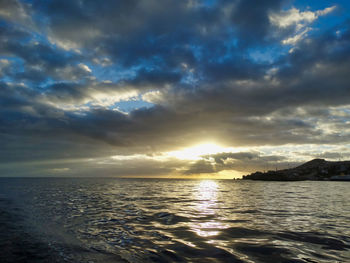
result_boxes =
[184,160,215,174]
[316,6,337,16]
[230,0,282,46]
[270,6,337,45]
[282,27,311,45]
[42,82,140,110]
[183,151,289,174]
[0,58,11,77]
[2,26,350,147]
[78,63,92,73]
[0,1,349,177]
[0,0,34,27]
[270,6,336,28]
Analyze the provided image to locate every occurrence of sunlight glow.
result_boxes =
[167,143,225,160]
[190,180,229,237]
[197,180,218,201]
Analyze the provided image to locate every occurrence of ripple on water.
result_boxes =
[1,178,350,263]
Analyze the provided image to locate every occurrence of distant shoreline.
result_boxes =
[242,159,350,181]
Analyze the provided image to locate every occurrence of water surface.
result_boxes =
[1,178,349,262]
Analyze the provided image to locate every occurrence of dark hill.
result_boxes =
[294,158,327,169]
[242,159,350,181]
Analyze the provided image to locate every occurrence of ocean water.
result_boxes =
[0,178,350,263]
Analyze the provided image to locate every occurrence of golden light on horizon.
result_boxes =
[111,142,249,179]
[166,142,225,160]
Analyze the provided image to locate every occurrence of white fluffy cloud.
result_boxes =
[270,6,336,28]
[270,6,337,45]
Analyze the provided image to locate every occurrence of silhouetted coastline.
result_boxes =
[242,159,350,181]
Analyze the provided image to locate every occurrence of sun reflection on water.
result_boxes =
[197,180,218,202]
[191,180,228,237]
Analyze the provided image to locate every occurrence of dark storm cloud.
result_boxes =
[32,0,285,68]
[203,58,268,82]
[0,82,37,110]
[32,0,205,65]
[0,0,33,26]
[128,69,182,87]
[184,160,215,174]
[44,82,86,102]
[209,151,284,165]
[0,23,87,83]
[184,151,289,174]
[314,152,344,160]
[160,22,350,123]
[230,0,282,46]
[41,69,181,106]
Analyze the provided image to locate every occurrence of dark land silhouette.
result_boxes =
[242,159,350,181]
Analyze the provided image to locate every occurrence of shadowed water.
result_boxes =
[1,178,350,262]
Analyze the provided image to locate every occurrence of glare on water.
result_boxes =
[1,178,350,263]
[191,180,229,237]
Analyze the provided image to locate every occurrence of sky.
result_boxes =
[0,0,350,178]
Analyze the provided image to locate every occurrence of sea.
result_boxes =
[0,178,349,263]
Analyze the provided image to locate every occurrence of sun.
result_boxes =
[167,142,224,160]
